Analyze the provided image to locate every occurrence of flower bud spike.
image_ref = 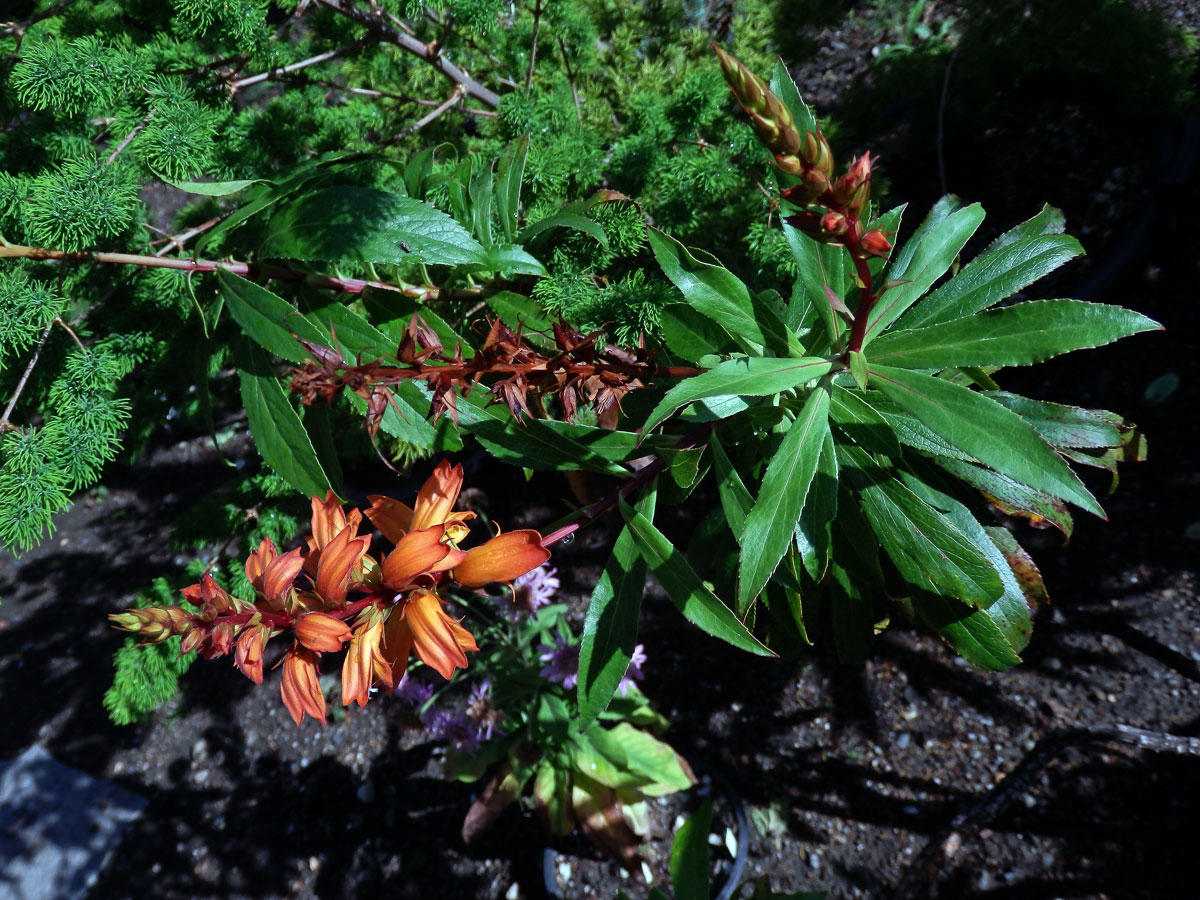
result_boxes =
[713,46,802,159]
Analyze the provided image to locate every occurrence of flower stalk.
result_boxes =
[714,47,894,356]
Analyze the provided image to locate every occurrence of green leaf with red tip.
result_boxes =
[869,364,1104,516]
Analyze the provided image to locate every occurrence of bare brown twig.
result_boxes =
[1,0,79,40]
[390,84,466,142]
[525,0,543,91]
[230,40,371,93]
[0,318,54,432]
[314,0,499,108]
[106,112,152,165]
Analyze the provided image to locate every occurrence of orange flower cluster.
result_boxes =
[111,461,550,725]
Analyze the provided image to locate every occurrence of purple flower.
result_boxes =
[427,707,486,754]
[393,673,435,708]
[465,679,505,741]
[538,632,580,689]
[616,643,646,696]
[500,565,560,620]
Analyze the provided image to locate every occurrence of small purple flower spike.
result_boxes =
[537,632,580,689]
[616,643,646,696]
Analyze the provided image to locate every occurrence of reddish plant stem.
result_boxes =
[540,422,717,548]
[361,360,703,386]
[210,595,378,632]
[843,235,877,356]
[0,242,479,300]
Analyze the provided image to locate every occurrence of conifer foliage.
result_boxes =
[0,0,788,554]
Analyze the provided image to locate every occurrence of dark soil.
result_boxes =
[3,2,1200,898]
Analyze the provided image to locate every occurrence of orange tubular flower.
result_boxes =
[245,539,305,609]
[403,589,480,680]
[367,460,475,544]
[380,524,466,590]
[343,614,393,706]
[454,530,551,589]
[282,647,326,725]
[234,625,268,684]
[295,612,352,652]
[313,526,371,605]
[306,490,365,575]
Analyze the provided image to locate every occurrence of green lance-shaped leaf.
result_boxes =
[670,800,713,900]
[868,300,1161,369]
[534,761,573,837]
[830,561,874,663]
[864,200,986,344]
[903,591,1022,671]
[648,228,799,358]
[234,337,331,498]
[584,723,693,795]
[898,465,1034,654]
[578,489,656,730]
[464,408,630,478]
[642,356,836,437]
[166,178,260,196]
[486,290,553,337]
[869,364,1104,516]
[710,433,753,542]
[738,383,832,614]
[768,59,819,145]
[985,203,1067,251]
[936,456,1074,537]
[898,233,1084,330]
[793,429,839,580]
[516,193,610,246]
[260,185,486,267]
[784,221,849,350]
[496,133,529,244]
[218,270,326,363]
[843,450,1004,608]
[830,386,903,459]
[987,393,1126,449]
[363,290,473,357]
[618,499,773,656]
[540,423,675,464]
[660,303,738,363]
[304,296,395,360]
[472,244,546,276]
